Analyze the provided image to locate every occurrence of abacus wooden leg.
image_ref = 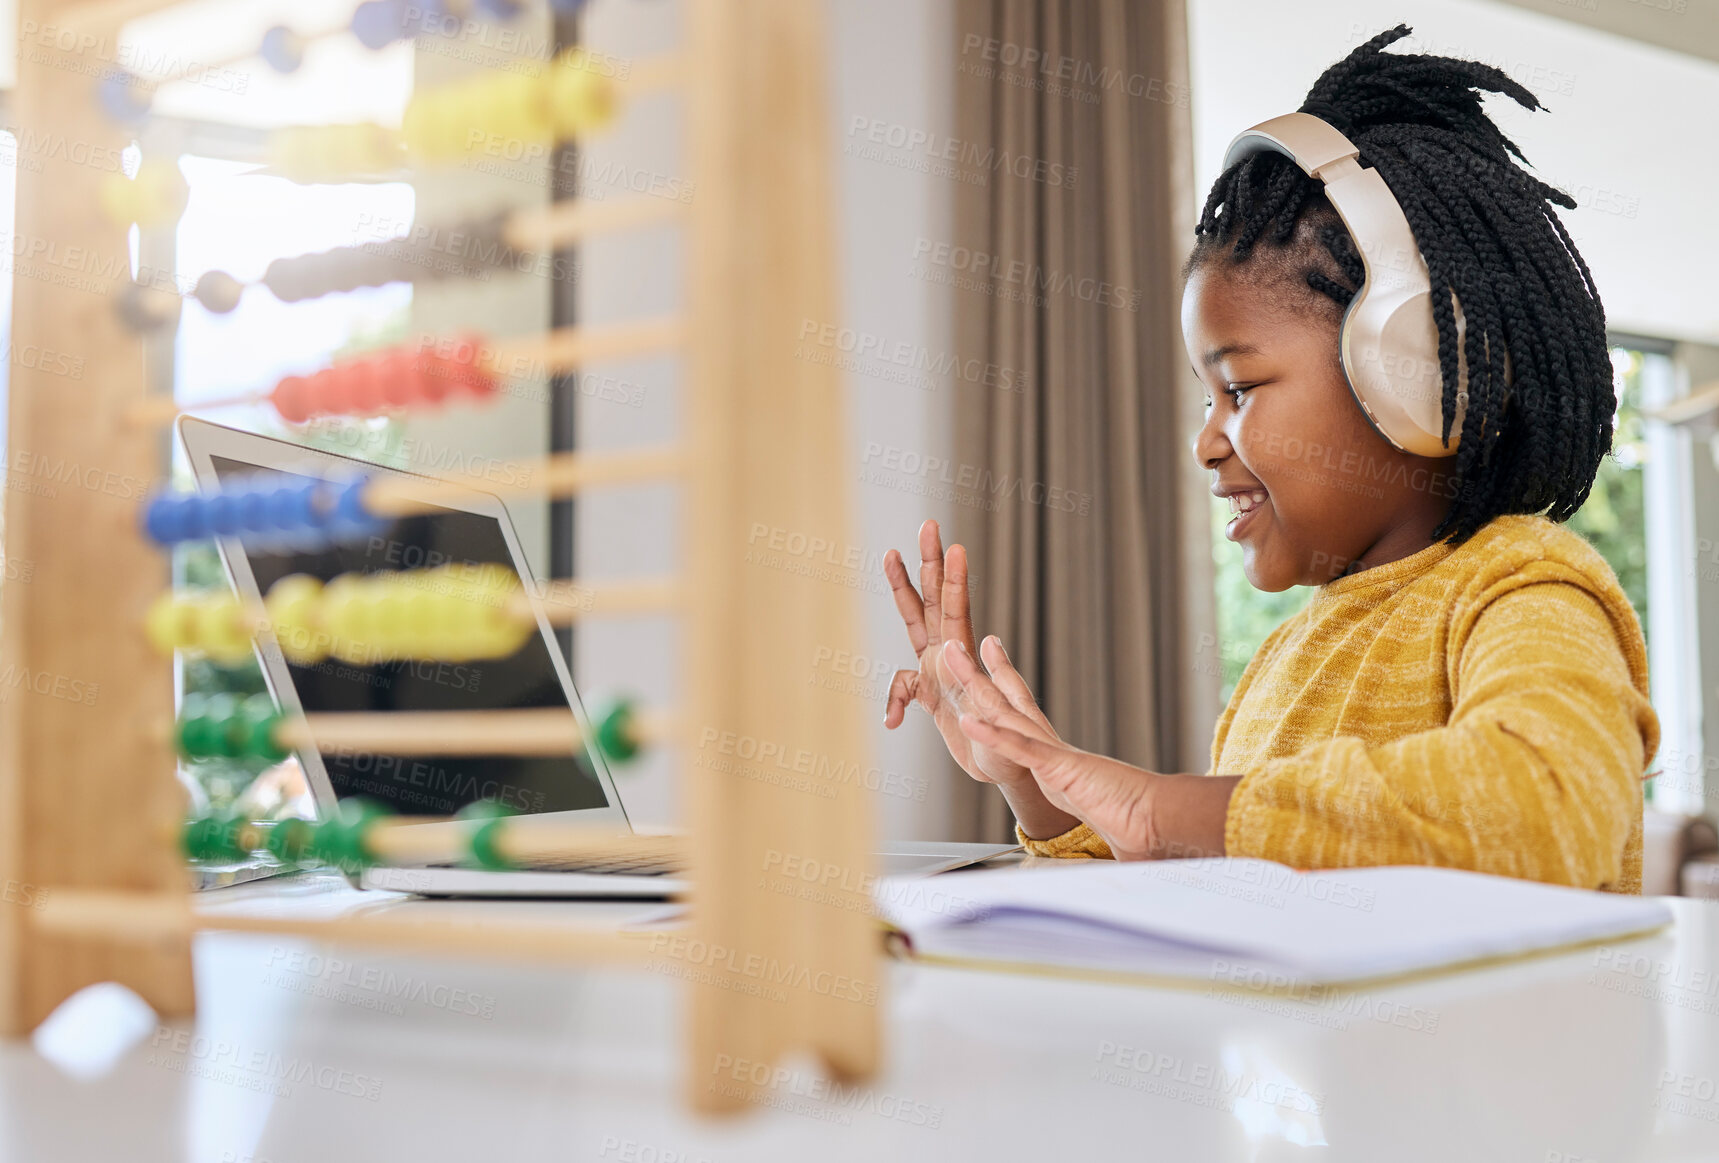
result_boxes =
[0,2,194,1034]
[684,0,880,1113]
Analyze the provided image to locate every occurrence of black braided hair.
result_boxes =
[1180,23,1613,546]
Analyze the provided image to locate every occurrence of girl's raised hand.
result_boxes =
[881,519,1058,791]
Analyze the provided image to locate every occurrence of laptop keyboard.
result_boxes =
[511,853,680,876]
[424,842,683,877]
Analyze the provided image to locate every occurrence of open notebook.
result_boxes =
[873,857,1673,988]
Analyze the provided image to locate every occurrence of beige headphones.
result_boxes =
[1222,111,1507,458]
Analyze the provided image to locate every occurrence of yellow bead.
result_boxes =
[401,97,443,159]
[377,574,419,657]
[145,593,195,656]
[196,594,254,664]
[265,574,327,664]
[547,51,617,140]
[325,574,381,664]
[397,585,441,659]
[101,160,189,229]
[269,124,402,183]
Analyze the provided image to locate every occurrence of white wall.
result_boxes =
[575,0,958,838]
[1187,0,1719,346]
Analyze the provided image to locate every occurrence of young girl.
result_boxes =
[881,25,1659,893]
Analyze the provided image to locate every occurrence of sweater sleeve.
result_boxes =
[1222,581,1657,890]
[1016,820,1114,859]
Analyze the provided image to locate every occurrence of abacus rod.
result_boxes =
[366,820,684,867]
[486,316,684,378]
[279,709,580,756]
[150,575,679,664]
[272,707,678,757]
[121,317,683,431]
[120,390,263,429]
[503,197,685,252]
[532,577,681,625]
[32,889,663,962]
[360,443,684,516]
[131,15,352,91]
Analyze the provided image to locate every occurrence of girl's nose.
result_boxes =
[1191,406,1229,470]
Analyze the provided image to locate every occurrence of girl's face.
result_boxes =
[1181,264,1457,592]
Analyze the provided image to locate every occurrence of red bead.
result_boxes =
[414,350,455,405]
[421,333,493,399]
[346,355,386,414]
[310,366,351,416]
[377,349,417,408]
[272,375,315,423]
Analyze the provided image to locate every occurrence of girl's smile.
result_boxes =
[1214,482,1270,543]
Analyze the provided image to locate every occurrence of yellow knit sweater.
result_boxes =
[1018,514,1660,893]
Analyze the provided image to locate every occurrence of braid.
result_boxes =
[1180,23,1614,544]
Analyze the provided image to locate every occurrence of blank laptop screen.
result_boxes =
[211,455,610,817]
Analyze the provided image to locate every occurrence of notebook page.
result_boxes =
[875,858,1672,985]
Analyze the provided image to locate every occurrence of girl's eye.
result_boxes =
[1224,384,1255,404]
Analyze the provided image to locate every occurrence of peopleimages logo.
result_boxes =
[846,116,1076,189]
[911,237,1142,311]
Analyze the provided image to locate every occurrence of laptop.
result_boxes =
[179,417,1018,897]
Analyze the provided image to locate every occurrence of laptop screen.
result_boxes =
[211,455,611,818]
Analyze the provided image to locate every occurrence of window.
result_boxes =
[1209,339,1700,812]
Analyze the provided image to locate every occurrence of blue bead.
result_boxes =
[205,493,243,535]
[97,70,151,125]
[351,0,407,50]
[259,26,305,73]
[300,481,340,530]
[237,489,272,533]
[144,495,182,544]
[409,0,459,37]
[263,485,303,531]
[178,497,212,541]
[332,478,384,537]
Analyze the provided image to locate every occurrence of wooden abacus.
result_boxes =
[0,0,879,1113]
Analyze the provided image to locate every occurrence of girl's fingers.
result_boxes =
[956,713,1067,770]
[884,669,920,728]
[940,641,1048,739]
[882,549,930,656]
[942,542,977,654]
[918,519,945,648]
[978,635,1056,736]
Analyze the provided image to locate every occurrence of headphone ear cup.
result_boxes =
[1344,282,1464,458]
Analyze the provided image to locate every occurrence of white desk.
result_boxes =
[5,868,1719,1163]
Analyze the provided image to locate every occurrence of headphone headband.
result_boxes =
[1220,111,1479,458]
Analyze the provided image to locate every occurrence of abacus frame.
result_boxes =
[0,0,879,1113]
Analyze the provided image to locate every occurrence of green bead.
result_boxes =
[181,815,217,860]
[457,799,516,870]
[455,800,514,821]
[178,694,244,760]
[206,694,243,758]
[265,817,315,866]
[178,712,222,760]
[237,694,287,762]
[182,813,247,862]
[310,797,394,872]
[467,818,513,870]
[594,697,639,764]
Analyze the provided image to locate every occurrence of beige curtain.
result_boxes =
[948,0,1219,841]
